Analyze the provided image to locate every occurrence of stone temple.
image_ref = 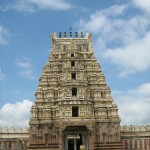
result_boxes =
[29,32,122,150]
[0,32,150,150]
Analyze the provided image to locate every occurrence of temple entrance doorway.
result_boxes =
[64,126,88,150]
[68,134,82,150]
[68,139,74,150]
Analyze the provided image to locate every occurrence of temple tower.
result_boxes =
[28,32,123,150]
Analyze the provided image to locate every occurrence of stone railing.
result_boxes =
[0,127,29,133]
[51,32,90,38]
[121,125,150,137]
[0,127,29,139]
[121,125,150,131]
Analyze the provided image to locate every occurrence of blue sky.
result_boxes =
[0,0,150,127]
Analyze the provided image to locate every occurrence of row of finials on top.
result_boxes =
[58,32,85,38]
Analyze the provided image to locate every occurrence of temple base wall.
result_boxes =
[1,125,150,150]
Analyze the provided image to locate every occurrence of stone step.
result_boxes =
[94,142,123,150]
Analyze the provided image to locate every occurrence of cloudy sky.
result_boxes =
[0,0,150,127]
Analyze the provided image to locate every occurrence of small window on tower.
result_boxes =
[71,73,76,80]
[72,88,77,96]
[71,61,75,67]
[72,106,78,117]
[71,53,74,57]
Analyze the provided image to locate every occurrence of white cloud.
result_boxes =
[13,0,72,12]
[0,99,33,127]
[0,68,5,81]
[0,25,9,45]
[16,57,36,80]
[29,0,72,10]
[129,83,150,96]
[113,83,150,125]
[104,31,150,77]
[133,0,150,14]
[16,57,33,69]
[18,70,36,80]
[77,3,150,77]
[12,0,35,13]
[78,4,127,35]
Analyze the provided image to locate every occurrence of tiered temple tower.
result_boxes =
[28,32,123,150]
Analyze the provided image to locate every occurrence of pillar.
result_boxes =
[65,136,68,150]
[74,139,77,150]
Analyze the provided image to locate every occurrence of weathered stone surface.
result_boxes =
[28,32,122,150]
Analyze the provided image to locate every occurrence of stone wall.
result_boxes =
[1,125,150,150]
[0,127,29,150]
[121,125,150,150]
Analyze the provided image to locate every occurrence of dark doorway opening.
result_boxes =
[71,53,74,57]
[68,134,82,150]
[65,126,88,150]
[72,106,78,117]
[77,134,82,150]
[72,88,77,96]
[68,139,74,150]
[72,73,76,80]
[71,61,75,67]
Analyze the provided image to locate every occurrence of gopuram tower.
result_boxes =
[28,32,123,150]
